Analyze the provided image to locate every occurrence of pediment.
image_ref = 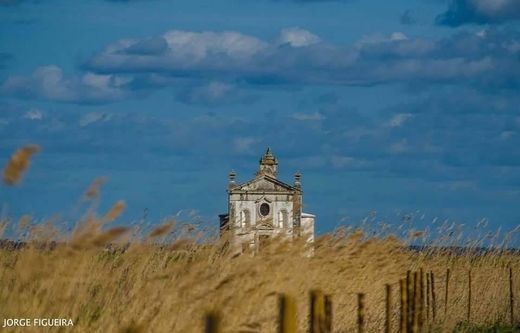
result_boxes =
[232,175,297,193]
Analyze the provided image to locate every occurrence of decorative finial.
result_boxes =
[294,171,301,188]
[228,170,236,189]
[257,148,278,178]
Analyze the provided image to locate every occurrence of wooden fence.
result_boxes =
[204,267,516,332]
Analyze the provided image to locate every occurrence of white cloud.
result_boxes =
[437,0,520,26]
[476,29,487,38]
[277,27,320,47]
[390,32,408,41]
[23,108,44,120]
[163,30,267,60]
[1,65,130,103]
[87,27,508,88]
[357,32,409,46]
[79,112,113,127]
[4,28,518,105]
[387,113,413,127]
[292,112,324,121]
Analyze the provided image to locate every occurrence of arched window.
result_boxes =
[278,210,288,228]
[239,209,251,228]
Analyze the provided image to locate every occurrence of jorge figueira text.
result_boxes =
[3,318,74,327]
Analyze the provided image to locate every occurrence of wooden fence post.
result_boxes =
[310,290,329,333]
[357,293,365,333]
[412,271,419,333]
[430,271,437,323]
[204,312,220,333]
[510,266,515,326]
[467,269,472,323]
[279,294,297,333]
[400,279,408,333]
[407,270,413,332]
[419,269,424,331]
[444,268,450,319]
[325,295,332,332]
[426,272,430,324]
[385,284,391,333]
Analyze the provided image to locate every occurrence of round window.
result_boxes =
[259,203,270,217]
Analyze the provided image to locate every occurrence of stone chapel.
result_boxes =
[219,148,315,253]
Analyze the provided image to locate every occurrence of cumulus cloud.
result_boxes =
[276,27,321,47]
[87,30,268,75]
[436,0,520,26]
[124,37,168,55]
[85,27,520,90]
[0,65,133,103]
[5,28,520,105]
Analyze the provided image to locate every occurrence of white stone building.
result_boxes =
[219,148,315,253]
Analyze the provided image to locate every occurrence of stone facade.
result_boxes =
[219,148,315,253]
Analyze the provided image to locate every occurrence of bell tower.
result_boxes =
[256,147,278,178]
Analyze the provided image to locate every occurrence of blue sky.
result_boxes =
[0,0,519,237]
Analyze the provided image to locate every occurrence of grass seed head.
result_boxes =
[148,221,175,238]
[3,145,41,185]
[84,177,107,199]
[409,230,425,238]
[104,200,126,222]
[92,226,130,247]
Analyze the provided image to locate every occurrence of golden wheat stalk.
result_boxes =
[104,200,126,222]
[148,221,175,238]
[84,177,107,199]
[91,226,130,247]
[3,145,41,185]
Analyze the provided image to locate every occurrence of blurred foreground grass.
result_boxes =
[0,222,518,332]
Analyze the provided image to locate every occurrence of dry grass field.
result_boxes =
[0,218,518,333]
[1,146,519,332]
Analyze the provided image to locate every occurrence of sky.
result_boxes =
[0,0,519,238]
